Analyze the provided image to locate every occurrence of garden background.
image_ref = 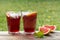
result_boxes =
[0,0,60,31]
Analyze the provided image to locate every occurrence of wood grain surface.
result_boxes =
[0,31,60,40]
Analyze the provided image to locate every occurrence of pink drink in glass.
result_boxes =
[23,12,37,34]
[6,11,21,34]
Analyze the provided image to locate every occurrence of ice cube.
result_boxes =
[7,11,20,18]
[17,11,21,16]
[22,11,31,16]
[10,13,20,18]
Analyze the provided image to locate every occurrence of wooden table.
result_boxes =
[0,31,60,40]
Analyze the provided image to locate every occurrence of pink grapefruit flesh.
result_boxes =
[39,27,50,35]
[44,25,56,32]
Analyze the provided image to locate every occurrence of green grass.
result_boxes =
[0,0,60,31]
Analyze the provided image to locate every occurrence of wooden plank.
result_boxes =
[0,31,60,40]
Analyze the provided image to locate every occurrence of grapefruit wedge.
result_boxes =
[44,25,56,32]
[39,27,50,35]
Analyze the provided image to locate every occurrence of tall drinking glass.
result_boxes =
[22,11,37,34]
[6,11,21,34]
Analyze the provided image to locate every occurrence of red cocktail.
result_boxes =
[6,11,21,34]
[22,12,37,34]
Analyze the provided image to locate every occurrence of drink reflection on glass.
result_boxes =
[6,11,21,34]
[22,11,37,34]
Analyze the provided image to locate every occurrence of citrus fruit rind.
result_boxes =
[39,27,50,35]
[44,25,56,32]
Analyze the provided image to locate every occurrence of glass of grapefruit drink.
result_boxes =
[6,11,21,34]
[22,11,37,34]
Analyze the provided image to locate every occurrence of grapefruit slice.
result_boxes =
[44,25,56,32]
[39,27,50,35]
